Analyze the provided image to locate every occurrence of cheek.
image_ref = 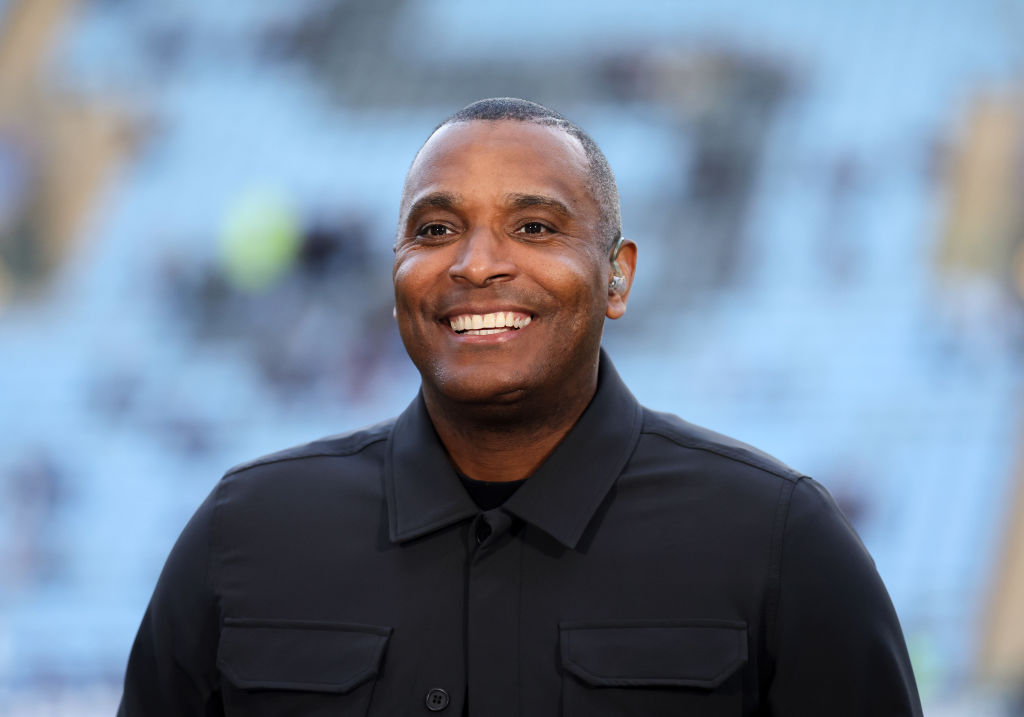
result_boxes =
[393,253,440,307]
[532,253,607,309]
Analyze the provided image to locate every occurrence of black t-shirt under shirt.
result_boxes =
[458,473,527,511]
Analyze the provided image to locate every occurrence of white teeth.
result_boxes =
[448,312,532,333]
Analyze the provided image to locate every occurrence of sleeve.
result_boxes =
[765,477,923,716]
[117,484,223,716]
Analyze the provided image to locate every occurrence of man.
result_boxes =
[119,98,923,715]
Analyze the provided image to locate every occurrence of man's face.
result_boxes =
[393,120,628,409]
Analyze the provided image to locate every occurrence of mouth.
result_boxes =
[446,311,533,336]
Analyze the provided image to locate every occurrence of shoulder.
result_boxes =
[638,407,804,484]
[634,412,871,582]
[209,417,396,529]
[222,417,395,481]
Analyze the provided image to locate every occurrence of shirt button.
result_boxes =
[475,521,491,544]
[425,687,450,711]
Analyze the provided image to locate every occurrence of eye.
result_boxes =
[416,224,455,241]
[516,221,552,236]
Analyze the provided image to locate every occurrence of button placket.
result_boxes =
[466,509,520,715]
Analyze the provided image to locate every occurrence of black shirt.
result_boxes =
[118,351,922,716]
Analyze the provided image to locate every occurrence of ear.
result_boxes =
[606,239,637,320]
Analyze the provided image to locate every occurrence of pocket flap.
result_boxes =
[217,618,392,693]
[559,619,747,689]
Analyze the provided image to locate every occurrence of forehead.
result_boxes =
[402,120,594,215]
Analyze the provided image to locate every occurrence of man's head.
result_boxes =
[393,98,637,417]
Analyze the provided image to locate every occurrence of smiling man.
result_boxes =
[119,98,923,716]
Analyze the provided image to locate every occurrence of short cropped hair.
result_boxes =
[426,98,622,250]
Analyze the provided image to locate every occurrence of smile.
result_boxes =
[448,311,532,335]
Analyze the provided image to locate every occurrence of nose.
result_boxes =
[448,227,516,287]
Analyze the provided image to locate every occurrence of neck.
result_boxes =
[423,365,599,483]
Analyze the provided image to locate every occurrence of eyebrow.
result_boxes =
[504,193,572,217]
[406,191,462,220]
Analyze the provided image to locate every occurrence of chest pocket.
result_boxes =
[559,619,747,717]
[217,618,391,717]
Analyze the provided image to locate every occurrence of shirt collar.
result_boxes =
[385,349,644,549]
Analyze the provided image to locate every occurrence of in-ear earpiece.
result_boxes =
[608,235,626,294]
[609,236,624,276]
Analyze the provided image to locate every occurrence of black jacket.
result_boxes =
[119,352,922,716]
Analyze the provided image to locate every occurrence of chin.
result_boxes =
[430,370,530,406]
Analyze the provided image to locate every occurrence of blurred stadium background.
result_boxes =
[1,0,1024,714]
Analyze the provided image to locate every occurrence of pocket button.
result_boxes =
[425,687,450,711]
